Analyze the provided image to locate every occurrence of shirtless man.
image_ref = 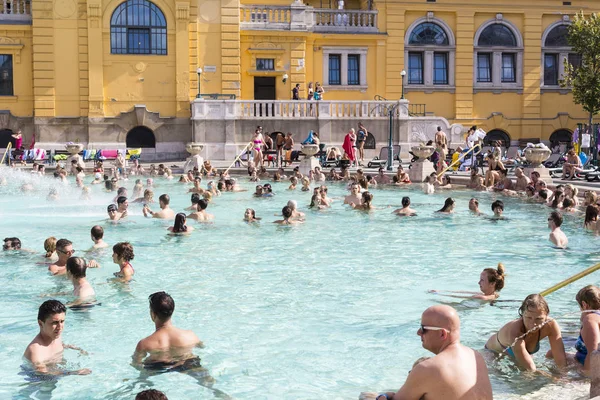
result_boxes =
[468,198,483,215]
[287,200,305,220]
[393,196,416,216]
[66,257,96,303]
[116,196,129,219]
[188,177,204,194]
[187,199,214,222]
[23,300,91,376]
[310,166,325,182]
[90,225,108,250]
[548,211,568,248]
[344,183,362,205]
[49,239,74,275]
[143,194,175,219]
[514,168,531,191]
[374,168,391,185]
[133,291,203,367]
[361,305,492,400]
[3,237,22,250]
[434,126,448,161]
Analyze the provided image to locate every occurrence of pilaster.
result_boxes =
[455,11,474,120]
[523,13,542,129]
[86,0,103,117]
[188,2,198,100]
[384,6,404,98]
[221,0,241,97]
[78,0,88,116]
[31,0,55,117]
[176,1,191,116]
[290,38,306,93]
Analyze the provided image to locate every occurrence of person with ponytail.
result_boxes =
[429,263,506,301]
[168,213,194,234]
[43,237,58,262]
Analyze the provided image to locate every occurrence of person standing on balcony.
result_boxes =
[292,84,300,100]
[357,122,367,165]
[307,82,314,116]
[315,82,325,100]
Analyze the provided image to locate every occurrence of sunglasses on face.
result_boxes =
[57,249,75,255]
[420,324,449,334]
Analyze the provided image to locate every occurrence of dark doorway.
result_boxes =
[126,126,156,148]
[364,132,376,149]
[483,129,511,148]
[549,129,572,149]
[254,77,276,117]
[0,128,12,148]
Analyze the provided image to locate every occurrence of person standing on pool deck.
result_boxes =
[548,211,568,248]
[361,305,492,400]
[24,300,91,376]
[143,194,175,219]
[133,292,203,366]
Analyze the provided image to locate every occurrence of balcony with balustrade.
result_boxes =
[0,0,31,24]
[240,2,378,34]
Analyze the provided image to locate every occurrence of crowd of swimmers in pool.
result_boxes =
[4,157,600,399]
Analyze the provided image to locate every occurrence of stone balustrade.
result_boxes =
[240,4,378,33]
[193,100,408,120]
[0,0,31,23]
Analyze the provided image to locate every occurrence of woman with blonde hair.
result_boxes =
[564,183,579,206]
[485,294,566,372]
[584,190,598,207]
[43,237,58,261]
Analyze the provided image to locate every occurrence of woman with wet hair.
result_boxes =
[436,197,455,214]
[573,285,600,373]
[485,294,566,372]
[429,264,506,301]
[168,213,194,234]
[584,205,599,231]
[112,242,135,281]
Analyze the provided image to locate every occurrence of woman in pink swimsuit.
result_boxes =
[253,127,264,167]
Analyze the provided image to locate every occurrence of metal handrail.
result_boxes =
[437,143,482,178]
[0,142,12,165]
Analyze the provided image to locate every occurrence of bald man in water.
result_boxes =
[361,305,492,400]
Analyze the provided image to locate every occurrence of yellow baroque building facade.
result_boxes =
[0,0,597,155]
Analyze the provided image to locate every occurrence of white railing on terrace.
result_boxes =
[0,0,31,23]
[239,4,378,33]
[314,9,377,33]
[192,100,410,120]
[240,6,291,28]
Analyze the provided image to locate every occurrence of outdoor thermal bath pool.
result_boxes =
[0,168,598,399]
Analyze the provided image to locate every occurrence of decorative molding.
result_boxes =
[176,3,189,20]
[0,37,24,63]
[132,62,148,73]
[87,3,100,18]
[562,15,570,22]
[496,13,503,22]
[426,11,434,22]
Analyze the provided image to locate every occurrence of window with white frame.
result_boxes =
[474,20,523,91]
[322,47,367,89]
[404,18,455,91]
[542,22,581,89]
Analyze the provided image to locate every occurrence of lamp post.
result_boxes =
[400,69,406,100]
[196,67,202,99]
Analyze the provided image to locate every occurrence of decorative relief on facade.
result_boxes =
[410,121,437,143]
[87,3,100,18]
[0,37,24,63]
[133,62,148,73]
[176,3,190,20]
[55,0,77,18]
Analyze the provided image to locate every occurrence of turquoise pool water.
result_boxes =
[0,167,598,399]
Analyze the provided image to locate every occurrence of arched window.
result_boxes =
[542,22,580,88]
[110,0,167,55]
[405,18,455,90]
[474,19,523,91]
[408,22,449,46]
[478,25,517,47]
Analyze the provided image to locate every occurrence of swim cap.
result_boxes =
[95,173,101,179]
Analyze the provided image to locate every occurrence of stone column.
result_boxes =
[220,0,241,98]
[455,11,474,120]
[522,13,543,138]
[175,1,191,118]
[31,0,56,119]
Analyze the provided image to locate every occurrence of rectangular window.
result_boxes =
[501,53,516,83]
[329,54,341,85]
[477,53,492,83]
[544,54,558,86]
[127,28,150,54]
[256,58,274,71]
[0,55,12,96]
[347,54,360,85]
[408,52,423,84]
[568,53,582,70]
[433,52,448,85]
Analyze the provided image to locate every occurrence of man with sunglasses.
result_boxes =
[48,239,75,276]
[363,305,492,400]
